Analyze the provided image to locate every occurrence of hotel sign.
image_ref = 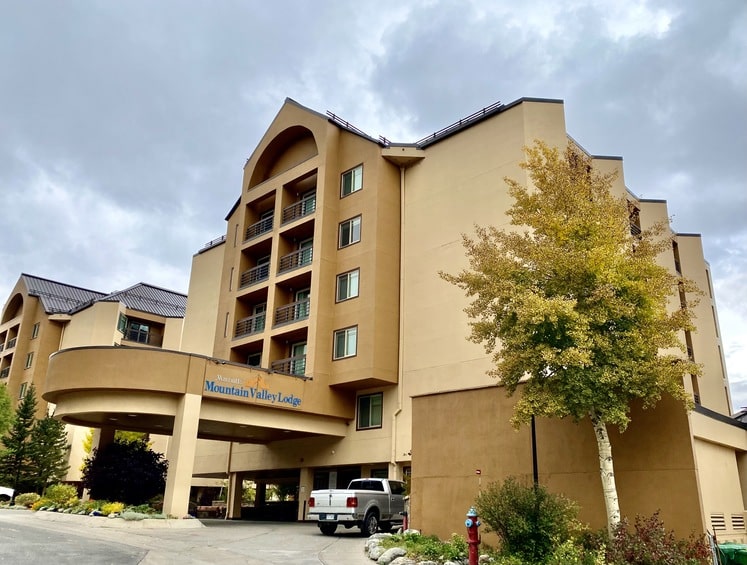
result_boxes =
[203,374,303,408]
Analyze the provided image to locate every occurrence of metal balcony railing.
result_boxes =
[278,247,312,274]
[6,337,16,349]
[235,313,266,338]
[0,343,4,352]
[0,368,9,379]
[271,355,307,377]
[274,299,310,326]
[282,195,316,224]
[240,263,270,288]
[630,223,641,237]
[245,216,273,241]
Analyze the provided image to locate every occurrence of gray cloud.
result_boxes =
[1,0,745,409]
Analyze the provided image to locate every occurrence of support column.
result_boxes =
[298,467,313,521]
[227,472,244,519]
[93,426,116,450]
[162,393,201,517]
[255,482,267,507]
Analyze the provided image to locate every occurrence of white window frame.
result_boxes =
[341,164,363,197]
[18,382,28,399]
[333,326,358,360]
[24,352,33,369]
[336,269,360,302]
[339,216,361,248]
[31,322,40,339]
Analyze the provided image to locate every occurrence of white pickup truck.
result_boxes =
[307,478,407,536]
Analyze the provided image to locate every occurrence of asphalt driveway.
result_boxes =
[0,509,371,565]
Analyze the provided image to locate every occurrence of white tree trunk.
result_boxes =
[591,411,621,536]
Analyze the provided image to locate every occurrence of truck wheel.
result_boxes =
[319,523,337,536]
[361,511,379,536]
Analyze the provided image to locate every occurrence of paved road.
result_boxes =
[0,510,372,565]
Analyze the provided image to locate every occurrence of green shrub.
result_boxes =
[606,511,710,565]
[476,476,580,564]
[44,484,78,506]
[381,531,468,562]
[14,492,41,508]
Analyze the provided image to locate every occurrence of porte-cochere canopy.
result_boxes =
[43,346,351,443]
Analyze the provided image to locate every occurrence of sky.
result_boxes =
[1,1,745,410]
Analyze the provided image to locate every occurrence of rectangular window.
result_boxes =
[31,322,40,339]
[333,326,357,359]
[127,322,150,344]
[117,313,128,334]
[341,165,363,197]
[339,216,361,248]
[18,382,27,399]
[336,269,360,302]
[24,352,33,369]
[357,392,383,430]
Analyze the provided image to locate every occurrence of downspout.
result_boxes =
[390,165,406,478]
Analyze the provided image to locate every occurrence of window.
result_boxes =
[336,269,360,302]
[127,321,150,344]
[339,216,361,248]
[247,352,262,367]
[31,322,40,339]
[24,352,33,369]
[357,392,383,430]
[341,165,363,197]
[333,326,357,359]
[117,313,128,334]
[18,382,27,399]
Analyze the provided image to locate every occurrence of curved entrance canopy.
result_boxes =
[44,346,350,443]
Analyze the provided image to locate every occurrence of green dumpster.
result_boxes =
[718,543,747,565]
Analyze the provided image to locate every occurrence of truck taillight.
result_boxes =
[308,497,315,507]
[346,497,358,508]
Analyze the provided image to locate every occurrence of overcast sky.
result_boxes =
[1,1,745,410]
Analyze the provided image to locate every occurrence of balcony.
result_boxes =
[245,216,273,242]
[271,355,306,377]
[274,298,310,326]
[0,367,9,379]
[123,330,163,348]
[240,263,270,288]
[282,195,316,224]
[0,343,4,352]
[235,313,266,339]
[278,247,312,274]
[6,337,16,350]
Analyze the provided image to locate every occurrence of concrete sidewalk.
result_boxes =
[0,509,372,565]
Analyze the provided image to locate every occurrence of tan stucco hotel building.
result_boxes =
[2,97,746,541]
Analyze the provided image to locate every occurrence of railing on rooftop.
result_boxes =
[278,248,313,274]
[415,101,503,147]
[240,264,270,288]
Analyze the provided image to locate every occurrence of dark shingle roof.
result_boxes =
[21,274,106,314]
[21,275,186,318]
[96,283,187,318]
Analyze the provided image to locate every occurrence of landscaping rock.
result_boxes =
[377,547,407,564]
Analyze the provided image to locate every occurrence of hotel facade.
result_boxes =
[2,97,745,540]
